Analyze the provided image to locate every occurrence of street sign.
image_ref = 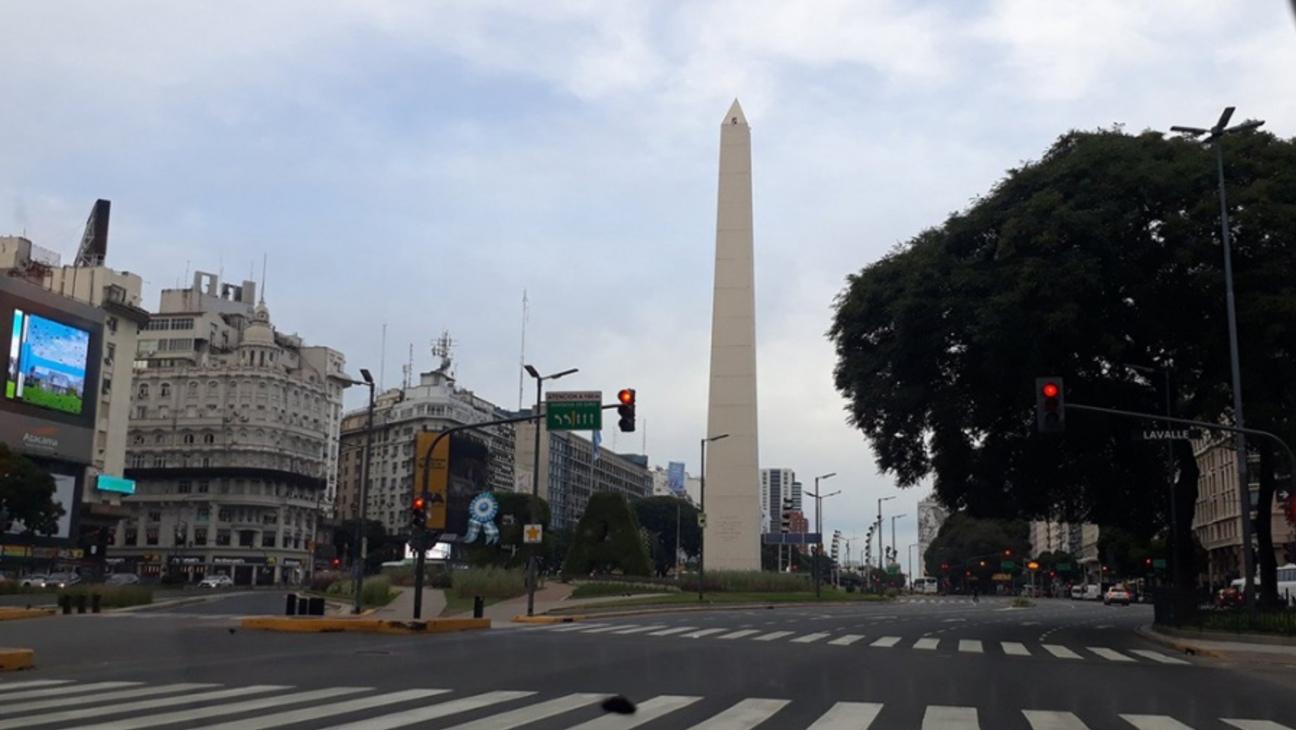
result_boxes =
[1001,560,1016,571]
[523,524,543,544]
[886,563,900,576]
[1136,428,1204,441]
[414,432,450,529]
[1056,562,1072,571]
[1152,558,1167,569]
[546,391,602,431]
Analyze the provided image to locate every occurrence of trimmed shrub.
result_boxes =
[450,567,526,600]
[59,585,153,608]
[678,570,813,593]
[562,492,652,578]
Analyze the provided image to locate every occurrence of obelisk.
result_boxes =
[704,99,760,571]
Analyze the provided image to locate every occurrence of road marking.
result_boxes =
[1001,642,1031,656]
[681,628,727,639]
[1042,644,1083,659]
[806,701,883,729]
[320,691,537,730]
[941,618,965,623]
[957,640,983,654]
[0,680,75,693]
[1222,721,1296,730]
[1088,647,1135,662]
[870,636,902,647]
[563,695,702,730]
[583,624,634,633]
[1021,621,1040,626]
[827,634,865,646]
[1022,709,1090,729]
[1129,650,1189,665]
[691,698,789,730]
[648,626,697,636]
[201,689,449,730]
[550,623,604,632]
[438,693,606,730]
[1119,714,1195,729]
[0,685,290,729]
[753,631,794,641]
[613,625,666,634]
[78,687,371,730]
[922,705,979,729]
[0,683,216,716]
[0,681,144,703]
[913,638,940,650]
[718,629,761,640]
[790,632,830,644]
[1094,624,1113,629]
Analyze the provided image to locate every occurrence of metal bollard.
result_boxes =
[308,597,325,616]
[59,594,71,614]
[91,593,101,614]
[473,596,484,618]
[76,594,87,614]
[285,593,298,616]
[297,596,309,615]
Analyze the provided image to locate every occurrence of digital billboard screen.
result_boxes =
[5,308,92,416]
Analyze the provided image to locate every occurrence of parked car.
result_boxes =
[1104,585,1131,605]
[45,572,81,588]
[105,573,141,586]
[1216,585,1245,608]
[19,574,50,588]
[198,574,234,588]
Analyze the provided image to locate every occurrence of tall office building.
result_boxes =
[514,419,651,529]
[760,468,798,533]
[916,496,950,577]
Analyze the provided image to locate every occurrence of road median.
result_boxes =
[240,615,489,635]
[0,647,34,671]
[0,607,54,621]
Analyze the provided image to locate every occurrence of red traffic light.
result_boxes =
[412,496,426,511]
[331,558,341,568]
[1041,382,1060,398]
[1003,548,1014,557]
[618,388,635,405]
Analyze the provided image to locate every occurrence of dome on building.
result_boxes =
[242,301,275,346]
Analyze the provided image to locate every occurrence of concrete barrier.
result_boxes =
[0,648,35,671]
[0,607,55,622]
[512,615,584,624]
[240,616,489,635]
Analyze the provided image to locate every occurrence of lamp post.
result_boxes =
[344,368,375,614]
[523,365,578,617]
[908,542,918,590]
[805,473,838,598]
[876,496,896,574]
[890,513,907,581]
[697,433,729,602]
[1171,107,1264,612]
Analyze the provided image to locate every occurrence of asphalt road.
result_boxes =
[2,594,1293,729]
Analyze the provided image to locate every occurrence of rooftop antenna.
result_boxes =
[432,330,455,379]
[259,253,267,303]
[402,342,413,389]
[517,289,528,410]
[379,322,387,391]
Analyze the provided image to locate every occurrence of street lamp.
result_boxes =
[523,365,579,616]
[890,513,907,574]
[341,368,376,615]
[908,542,918,590]
[1171,107,1264,612]
[698,433,729,602]
[805,472,838,599]
[876,496,896,573]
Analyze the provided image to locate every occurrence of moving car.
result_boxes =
[45,572,81,588]
[1104,585,1131,605]
[198,574,234,588]
[19,574,50,588]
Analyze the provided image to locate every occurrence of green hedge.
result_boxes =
[678,570,813,593]
[0,583,57,595]
[562,492,652,578]
[1200,609,1296,636]
[450,567,526,600]
[326,575,395,606]
[58,585,153,608]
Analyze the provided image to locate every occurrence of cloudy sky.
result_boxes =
[3,1,1294,560]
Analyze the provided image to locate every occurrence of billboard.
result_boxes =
[411,431,493,541]
[6,309,92,416]
[667,461,686,495]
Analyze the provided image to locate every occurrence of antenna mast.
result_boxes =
[379,322,387,391]
[518,290,528,410]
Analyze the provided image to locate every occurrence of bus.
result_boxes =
[912,577,939,595]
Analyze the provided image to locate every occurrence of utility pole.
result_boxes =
[877,496,895,574]
[346,369,375,614]
[806,473,838,599]
[523,365,578,617]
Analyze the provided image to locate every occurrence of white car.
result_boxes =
[19,574,50,588]
[198,574,234,588]
[46,572,81,588]
[1104,586,1131,605]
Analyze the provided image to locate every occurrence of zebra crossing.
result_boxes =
[529,622,1192,665]
[896,598,977,605]
[0,678,1284,729]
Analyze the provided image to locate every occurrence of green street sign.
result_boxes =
[1056,562,1072,571]
[546,391,602,431]
[886,563,900,576]
[1001,560,1016,572]
[1152,558,1167,569]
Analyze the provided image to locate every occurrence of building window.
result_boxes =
[178,480,191,494]
[193,528,208,546]
[196,506,209,522]
[137,383,149,399]
[198,480,210,494]
[145,529,159,546]
[262,533,276,547]
[105,342,116,364]
[160,383,171,397]
[202,457,211,468]
[106,315,118,333]
[203,433,215,444]
[218,508,232,522]
[136,406,148,419]
[183,433,195,445]
[125,526,138,545]
[239,531,255,547]
[152,456,165,468]
[216,529,231,546]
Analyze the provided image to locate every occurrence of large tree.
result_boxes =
[831,126,1296,597]
[0,443,64,536]
[632,496,699,576]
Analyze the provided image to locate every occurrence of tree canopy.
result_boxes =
[0,443,64,536]
[831,126,1296,596]
[631,496,699,576]
[562,492,651,577]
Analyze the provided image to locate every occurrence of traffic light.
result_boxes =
[1026,561,1040,571]
[410,495,427,530]
[617,388,636,433]
[331,558,341,569]
[1035,377,1065,433]
[1003,548,1014,557]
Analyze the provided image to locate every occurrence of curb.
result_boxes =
[0,608,55,622]
[0,648,35,671]
[240,616,490,635]
[1135,624,1222,659]
[512,615,584,624]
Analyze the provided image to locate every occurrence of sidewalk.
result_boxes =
[1138,624,1296,665]
[371,586,446,619]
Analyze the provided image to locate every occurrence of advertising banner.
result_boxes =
[667,461,686,495]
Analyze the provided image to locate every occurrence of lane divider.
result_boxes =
[239,616,489,634]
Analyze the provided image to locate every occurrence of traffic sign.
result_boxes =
[886,563,900,576]
[1152,558,1167,569]
[546,391,602,431]
[523,524,543,544]
[1001,560,1016,571]
[1136,428,1204,441]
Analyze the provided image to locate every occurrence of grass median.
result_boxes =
[548,590,889,614]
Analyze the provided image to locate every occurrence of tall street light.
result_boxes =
[805,472,838,599]
[343,368,375,614]
[877,496,896,573]
[890,513,907,575]
[1171,107,1265,612]
[908,542,918,590]
[522,365,578,616]
[697,433,729,602]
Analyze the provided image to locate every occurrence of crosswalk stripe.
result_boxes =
[958,640,983,654]
[0,681,142,702]
[648,626,697,636]
[613,625,666,634]
[1128,650,1189,665]
[791,632,830,644]
[682,628,727,639]
[923,705,978,729]
[1088,647,1134,663]
[0,682,216,716]
[0,684,289,729]
[1022,709,1089,729]
[200,689,448,730]
[584,624,634,633]
[563,694,702,730]
[78,686,371,730]
[719,629,762,640]
[0,680,75,693]
[1222,720,1296,730]
[550,623,605,632]
[827,634,865,646]
[1119,714,1194,729]
[691,698,790,730]
[1002,642,1031,656]
[753,631,794,641]
[1042,644,1082,659]
[806,701,883,729]
[870,636,901,648]
[913,638,940,650]
[320,690,536,730]
[438,693,604,730]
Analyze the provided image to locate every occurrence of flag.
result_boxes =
[592,430,602,460]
